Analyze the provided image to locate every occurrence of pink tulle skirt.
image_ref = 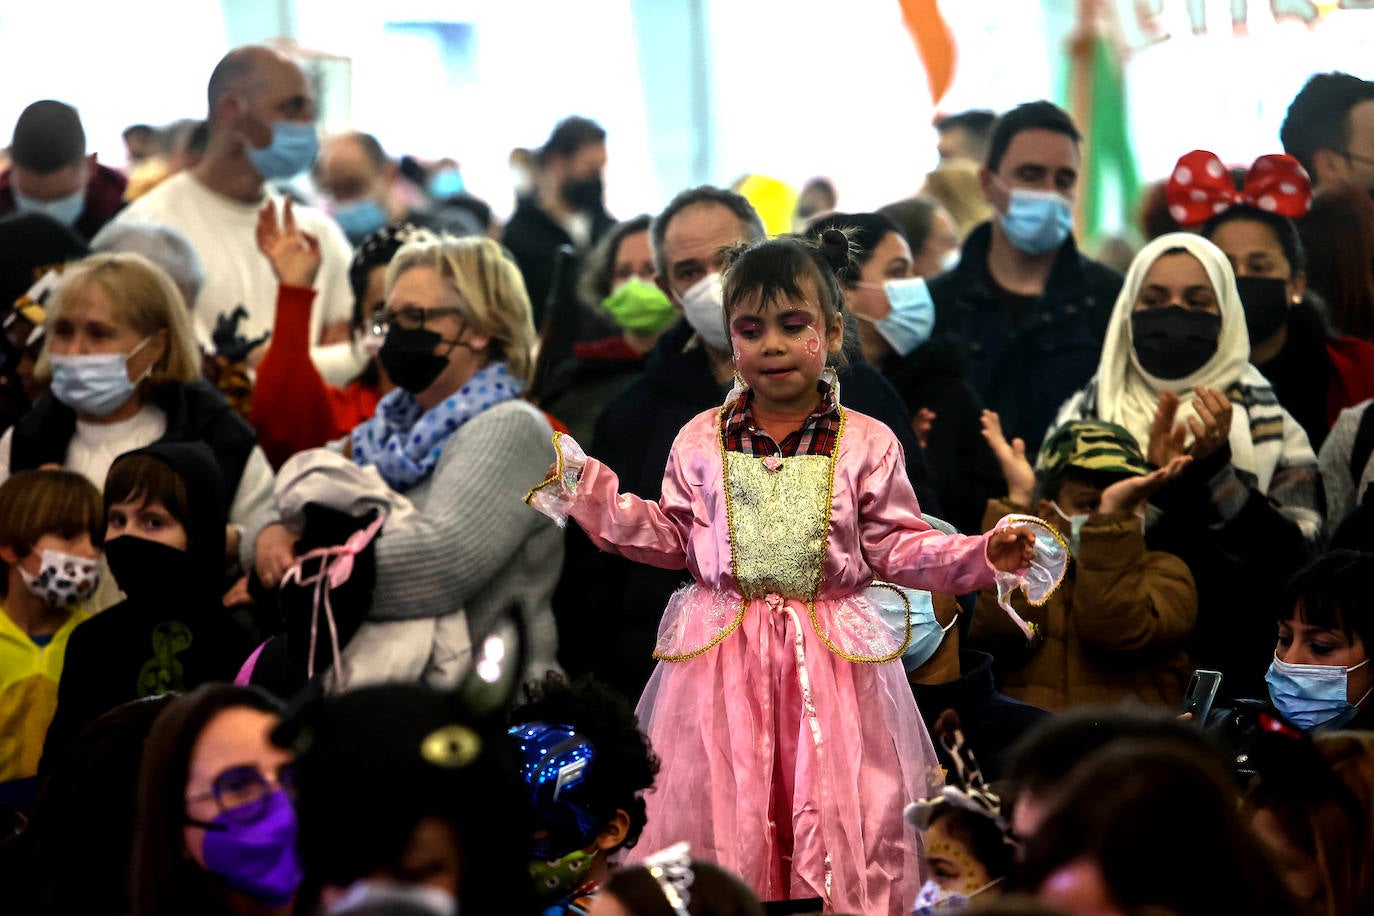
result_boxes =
[626,585,944,916]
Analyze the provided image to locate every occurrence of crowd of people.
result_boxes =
[0,41,1373,915]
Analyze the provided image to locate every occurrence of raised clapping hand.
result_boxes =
[1098,455,1193,516]
[1148,387,1233,468]
[979,410,1036,507]
[255,198,322,290]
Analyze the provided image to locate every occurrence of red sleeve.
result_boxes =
[1326,337,1374,426]
[249,285,342,467]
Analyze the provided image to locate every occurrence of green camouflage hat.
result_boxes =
[1036,419,1150,481]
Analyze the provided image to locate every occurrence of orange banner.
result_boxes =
[898,0,956,106]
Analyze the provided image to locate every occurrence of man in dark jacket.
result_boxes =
[553,186,944,700]
[0,101,126,242]
[502,116,615,324]
[920,101,1122,459]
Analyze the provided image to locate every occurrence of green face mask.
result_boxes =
[529,846,598,900]
[602,278,677,334]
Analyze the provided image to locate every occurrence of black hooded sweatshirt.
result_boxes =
[40,442,255,773]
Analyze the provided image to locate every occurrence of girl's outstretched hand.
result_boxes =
[987,525,1037,573]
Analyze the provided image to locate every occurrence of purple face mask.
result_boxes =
[200,789,303,906]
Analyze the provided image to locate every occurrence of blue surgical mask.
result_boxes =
[998,187,1074,256]
[1049,501,1090,556]
[857,277,935,357]
[334,198,389,245]
[896,590,957,673]
[1266,654,1372,732]
[14,188,85,227]
[428,168,465,199]
[246,121,319,180]
[49,337,152,416]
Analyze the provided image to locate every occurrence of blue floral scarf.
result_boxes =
[352,362,523,492]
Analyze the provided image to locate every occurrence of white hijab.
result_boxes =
[1054,232,1317,499]
[1094,232,1250,450]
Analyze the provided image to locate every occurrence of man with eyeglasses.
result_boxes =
[1281,72,1374,198]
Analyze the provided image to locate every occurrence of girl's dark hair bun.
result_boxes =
[817,228,852,273]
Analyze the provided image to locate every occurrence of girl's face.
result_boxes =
[1277,613,1373,705]
[728,275,843,414]
[925,816,992,896]
[106,497,188,551]
[183,706,293,866]
[1131,251,1220,316]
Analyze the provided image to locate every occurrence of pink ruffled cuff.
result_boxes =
[523,431,587,528]
[987,514,1069,642]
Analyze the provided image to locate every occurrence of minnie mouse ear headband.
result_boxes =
[1165,150,1312,227]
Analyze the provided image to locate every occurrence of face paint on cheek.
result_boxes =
[798,324,827,372]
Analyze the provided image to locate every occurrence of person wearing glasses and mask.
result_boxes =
[253,233,563,680]
[130,683,299,916]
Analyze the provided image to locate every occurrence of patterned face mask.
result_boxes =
[19,548,100,607]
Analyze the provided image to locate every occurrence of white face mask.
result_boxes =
[1049,500,1090,555]
[19,548,100,607]
[912,877,1001,914]
[678,272,730,352]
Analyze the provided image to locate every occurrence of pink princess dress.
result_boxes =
[527,381,1064,916]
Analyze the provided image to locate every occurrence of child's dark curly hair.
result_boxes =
[509,673,660,850]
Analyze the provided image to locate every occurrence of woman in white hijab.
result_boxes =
[1051,232,1321,697]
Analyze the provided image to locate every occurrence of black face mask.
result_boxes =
[560,174,603,212]
[1131,307,1223,380]
[1235,275,1291,350]
[378,327,455,394]
[106,535,190,600]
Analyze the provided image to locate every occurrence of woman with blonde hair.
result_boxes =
[0,251,273,574]
[253,232,563,682]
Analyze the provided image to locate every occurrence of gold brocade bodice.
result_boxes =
[723,452,833,601]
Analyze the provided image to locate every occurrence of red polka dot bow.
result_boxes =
[1164,150,1312,226]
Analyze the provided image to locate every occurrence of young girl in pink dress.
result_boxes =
[527,230,1061,915]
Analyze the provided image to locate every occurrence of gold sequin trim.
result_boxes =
[523,430,569,505]
[808,580,914,665]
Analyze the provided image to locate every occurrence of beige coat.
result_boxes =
[969,498,1198,712]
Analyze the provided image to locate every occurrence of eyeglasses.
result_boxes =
[185,763,298,827]
[370,305,466,338]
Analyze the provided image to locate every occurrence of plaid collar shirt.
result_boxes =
[721,382,841,458]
